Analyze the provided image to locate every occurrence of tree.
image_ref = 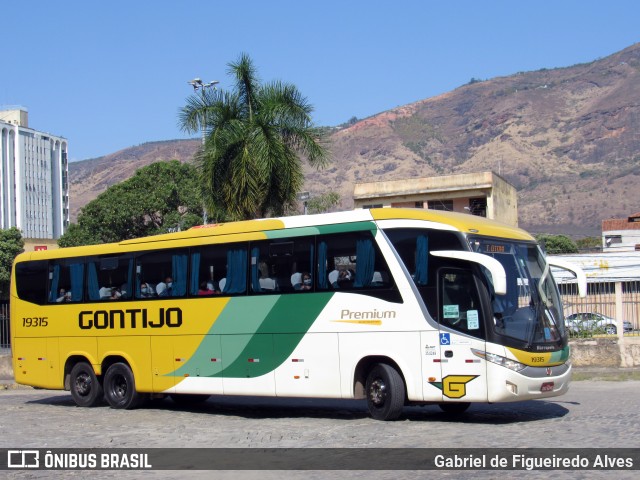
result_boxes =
[58,161,203,247]
[57,223,101,248]
[0,227,24,298]
[535,234,579,255]
[179,53,329,221]
[576,236,602,252]
[305,192,341,214]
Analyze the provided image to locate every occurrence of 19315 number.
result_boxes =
[23,317,48,327]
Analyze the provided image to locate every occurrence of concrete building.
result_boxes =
[0,107,69,239]
[602,213,640,252]
[353,171,518,226]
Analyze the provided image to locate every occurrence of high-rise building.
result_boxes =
[0,107,69,240]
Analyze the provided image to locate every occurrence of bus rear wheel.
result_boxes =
[103,363,145,409]
[365,363,405,421]
[70,362,103,407]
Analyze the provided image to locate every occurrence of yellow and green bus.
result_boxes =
[10,208,584,420]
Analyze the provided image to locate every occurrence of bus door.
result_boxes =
[436,268,488,403]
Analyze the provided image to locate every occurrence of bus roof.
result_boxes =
[16,208,534,261]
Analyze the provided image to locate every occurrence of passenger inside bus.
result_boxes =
[139,281,154,298]
[300,272,312,290]
[341,269,355,288]
[56,288,71,302]
[291,272,302,290]
[329,268,353,288]
[198,281,216,296]
[328,268,340,288]
[156,276,173,297]
[258,262,278,291]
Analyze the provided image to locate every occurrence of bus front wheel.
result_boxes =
[365,363,405,421]
[103,363,145,409]
[70,362,103,408]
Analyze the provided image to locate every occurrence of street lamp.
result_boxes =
[187,78,219,144]
[297,191,310,215]
[188,77,219,225]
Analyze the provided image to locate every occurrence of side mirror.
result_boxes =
[546,257,587,298]
[430,250,507,295]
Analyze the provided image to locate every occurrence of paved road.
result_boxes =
[1,381,639,479]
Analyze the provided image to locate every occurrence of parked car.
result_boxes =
[565,312,633,335]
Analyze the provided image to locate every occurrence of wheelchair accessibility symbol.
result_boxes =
[440,333,450,345]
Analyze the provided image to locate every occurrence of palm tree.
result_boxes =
[179,53,329,221]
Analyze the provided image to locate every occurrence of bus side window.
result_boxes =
[191,246,223,295]
[317,231,394,293]
[191,243,248,296]
[86,255,134,301]
[249,238,314,294]
[136,249,189,299]
[48,260,85,303]
[15,261,49,305]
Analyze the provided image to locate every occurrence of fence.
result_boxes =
[559,280,640,338]
[0,301,9,353]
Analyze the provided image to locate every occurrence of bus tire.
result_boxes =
[70,362,103,408]
[365,363,405,421]
[103,363,144,409]
[439,402,471,414]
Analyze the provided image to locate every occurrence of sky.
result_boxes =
[2,1,639,162]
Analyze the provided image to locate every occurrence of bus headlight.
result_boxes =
[471,349,526,372]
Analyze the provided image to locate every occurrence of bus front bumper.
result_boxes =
[486,361,572,403]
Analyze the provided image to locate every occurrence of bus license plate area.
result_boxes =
[540,382,554,392]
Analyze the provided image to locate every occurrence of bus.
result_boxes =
[10,208,585,420]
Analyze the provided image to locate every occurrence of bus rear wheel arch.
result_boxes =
[103,362,147,409]
[69,362,103,408]
[365,363,406,421]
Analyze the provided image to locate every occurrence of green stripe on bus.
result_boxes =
[214,293,333,378]
[263,222,376,239]
[551,345,570,363]
[265,227,320,239]
[315,221,377,235]
[211,296,280,335]
[170,293,333,378]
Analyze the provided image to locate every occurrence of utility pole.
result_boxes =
[188,78,219,223]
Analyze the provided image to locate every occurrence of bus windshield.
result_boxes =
[468,237,565,347]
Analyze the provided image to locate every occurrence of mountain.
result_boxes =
[69,43,640,237]
[69,139,200,219]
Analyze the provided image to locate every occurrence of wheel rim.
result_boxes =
[75,372,92,397]
[111,374,128,399]
[369,378,387,406]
